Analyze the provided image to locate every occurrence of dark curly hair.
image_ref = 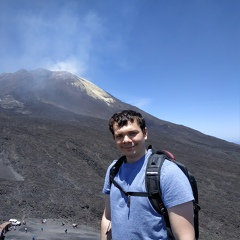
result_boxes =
[109,110,146,135]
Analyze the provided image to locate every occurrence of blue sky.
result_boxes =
[0,0,239,143]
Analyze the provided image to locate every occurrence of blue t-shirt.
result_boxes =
[102,150,194,240]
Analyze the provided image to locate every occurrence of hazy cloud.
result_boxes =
[0,2,112,76]
[48,57,87,76]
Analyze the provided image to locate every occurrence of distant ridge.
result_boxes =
[0,68,126,119]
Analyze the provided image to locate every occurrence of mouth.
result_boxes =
[122,145,135,151]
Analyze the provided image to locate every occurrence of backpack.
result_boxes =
[109,145,200,240]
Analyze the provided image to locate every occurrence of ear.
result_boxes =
[144,127,148,140]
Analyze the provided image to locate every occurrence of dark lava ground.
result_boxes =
[0,104,239,240]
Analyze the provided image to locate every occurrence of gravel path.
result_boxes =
[4,218,100,240]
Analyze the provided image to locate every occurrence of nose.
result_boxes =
[123,135,132,143]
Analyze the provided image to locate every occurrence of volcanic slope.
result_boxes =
[0,69,239,240]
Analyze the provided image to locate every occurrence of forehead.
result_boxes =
[113,119,140,133]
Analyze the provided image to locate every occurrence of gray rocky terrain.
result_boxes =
[4,218,100,240]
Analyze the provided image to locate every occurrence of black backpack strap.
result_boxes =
[146,147,176,236]
[109,155,125,184]
[146,152,175,239]
[188,171,201,239]
[145,153,168,215]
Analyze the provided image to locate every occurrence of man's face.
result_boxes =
[113,119,148,163]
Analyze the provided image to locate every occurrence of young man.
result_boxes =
[101,110,195,240]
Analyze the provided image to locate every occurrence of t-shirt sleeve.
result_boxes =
[160,160,194,209]
[102,160,117,195]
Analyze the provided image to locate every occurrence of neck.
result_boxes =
[126,148,147,163]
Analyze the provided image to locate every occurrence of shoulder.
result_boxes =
[109,159,118,168]
[102,159,118,194]
[160,159,190,185]
[161,159,184,177]
[106,159,118,176]
[160,159,194,208]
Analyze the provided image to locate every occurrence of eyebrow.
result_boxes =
[115,130,139,135]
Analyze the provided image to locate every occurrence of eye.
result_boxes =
[129,131,138,137]
[115,134,123,140]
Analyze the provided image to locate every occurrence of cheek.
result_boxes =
[136,133,146,142]
[115,141,122,148]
